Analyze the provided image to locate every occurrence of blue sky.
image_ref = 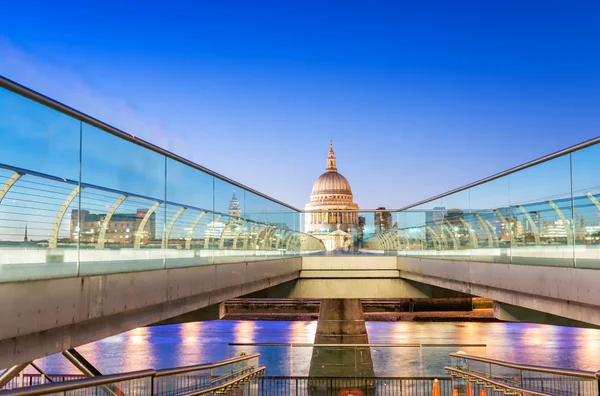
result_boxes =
[1,1,599,209]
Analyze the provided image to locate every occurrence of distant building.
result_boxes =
[206,191,243,240]
[374,207,393,232]
[425,207,446,226]
[70,208,156,245]
[228,190,241,218]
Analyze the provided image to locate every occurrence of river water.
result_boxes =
[32,321,600,376]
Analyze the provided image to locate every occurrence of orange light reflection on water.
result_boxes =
[234,320,257,344]
[176,322,204,367]
[121,326,153,373]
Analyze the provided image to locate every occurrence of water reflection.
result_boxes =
[177,322,204,367]
[121,327,153,373]
[234,321,257,344]
[31,321,600,376]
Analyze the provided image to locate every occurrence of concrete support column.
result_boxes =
[308,299,375,394]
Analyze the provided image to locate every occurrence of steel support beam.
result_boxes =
[62,348,118,396]
[62,348,102,377]
[517,205,541,245]
[546,200,574,245]
[96,195,127,249]
[162,207,186,249]
[133,201,161,249]
[0,362,30,388]
[0,172,22,204]
[49,186,81,249]
[185,211,207,249]
[29,362,53,384]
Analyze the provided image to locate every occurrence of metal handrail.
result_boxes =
[155,353,260,377]
[0,162,325,245]
[260,375,453,380]
[445,366,553,396]
[399,135,600,211]
[229,342,486,348]
[182,366,265,396]
[0,162,274,228]
[0,75,301,212]
[449,353,598,379]
[0,369,155,396]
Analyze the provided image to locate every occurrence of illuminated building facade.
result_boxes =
[305,141,359,251]
[70,208,156,245]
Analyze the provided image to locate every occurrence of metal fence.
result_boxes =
[448,353,600,396]
[0,354,262,396]
[254,376,454,395]
[1,374,85,390]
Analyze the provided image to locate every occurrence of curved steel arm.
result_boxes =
[276,230,288,249]
[426,226,442,249]
[546,200,574,245]
[133,202,161,249]
[494,209,515,245]
[204,215,223,249]
[243,224,259,250]
[517,205,540,245]
[49,186,81,249]
[218,220,238,249]
[162,207,187,249]
[283,232,295,250]
[260,227,276,250]
[96,195,127,249]
[185,211,207,249]
[442,221,459,250]
[459,217,478,248]
[254,226,268,249]
[474,213,494,248]
[0,172,22,204]
[587,192,600,211]
[231,221,248,249]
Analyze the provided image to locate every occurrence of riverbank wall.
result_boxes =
[221,298,497,322]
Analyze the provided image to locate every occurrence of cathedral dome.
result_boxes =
[311,171,353,196]
[304,141,359,247]
[310,141,353,198]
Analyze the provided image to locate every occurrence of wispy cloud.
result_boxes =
[0,37,187,155]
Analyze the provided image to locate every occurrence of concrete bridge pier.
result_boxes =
[308,298,375,395]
